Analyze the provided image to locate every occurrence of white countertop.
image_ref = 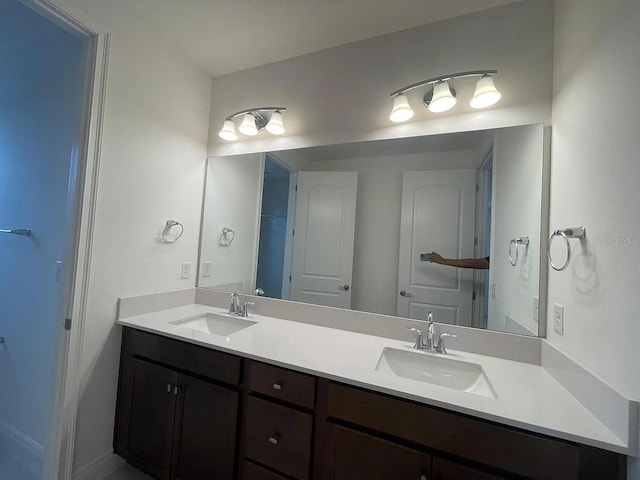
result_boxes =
[117,303,630,454]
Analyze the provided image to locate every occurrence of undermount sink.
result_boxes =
[171,313,256,336]
[375,347,497,399]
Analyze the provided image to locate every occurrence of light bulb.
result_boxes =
[266,111,285,135]
[389,94,414,123]
[428,81,457,113]
[470,75,502,109]
[238,113,258,136]
[218,119,237,141]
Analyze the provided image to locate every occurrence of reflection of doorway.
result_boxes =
[255,155,295,298]
[475,148,494,329]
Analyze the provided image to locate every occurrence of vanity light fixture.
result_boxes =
[218,107,287,141]
[389,70,501,122]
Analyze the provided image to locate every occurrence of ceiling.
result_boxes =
[82,0,521,77]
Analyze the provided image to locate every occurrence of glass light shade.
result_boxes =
[218,119,237,141]
[470,75,502,109]
[389,94,414,123]
[265,111,285,135]
[428,81,457,113]
[238,113,258,136]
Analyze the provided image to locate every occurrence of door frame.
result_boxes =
[19,1,109,478]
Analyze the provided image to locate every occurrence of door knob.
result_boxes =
[338,285,350,291]
[400,290,413,297]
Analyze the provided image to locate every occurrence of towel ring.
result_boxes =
[508,237,530,266]
[219,227,235,246]
[161,220,183,243]
[548,227,586,271]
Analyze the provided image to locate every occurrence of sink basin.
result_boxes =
[171,313,256,336]
[375,347,497,398]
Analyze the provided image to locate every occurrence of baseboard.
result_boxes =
[72,451,125,480]
[0,419,44,476]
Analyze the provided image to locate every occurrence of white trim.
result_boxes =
[71,452,125,480]
[56,32,110,480]
[0,418,44,477]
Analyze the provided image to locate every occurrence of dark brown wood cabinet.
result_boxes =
[115,328,240,480]
[115,327,625,480]
[322,424,431,480]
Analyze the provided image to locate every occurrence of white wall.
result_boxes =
[207,0,554,156]
[0,0,84,471]
[43,0,213,473]
[550,0,640,477]
[307,151,477,316]
[199,155,264,293]
[488,125,544,334]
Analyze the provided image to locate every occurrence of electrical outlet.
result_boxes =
[491,283,497,299]
[553,303,564,335]
[180,262,192,279]
[533,297,539,322]
[202,261,212,278]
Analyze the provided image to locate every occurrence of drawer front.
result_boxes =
[244,396,313,479]
[247,361,316,408]
[327,383,580,480]
[242,461,289,480]
[123,327,241,385]
[433,457,507,480]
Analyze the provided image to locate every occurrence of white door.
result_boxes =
[290,172,358,308]
[397,170,476,326]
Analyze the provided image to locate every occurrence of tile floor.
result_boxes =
[101,462,152,480]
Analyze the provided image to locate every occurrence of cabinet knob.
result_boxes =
[272,381,284,391]
[173,385,180,396]
[166,384,172,393]
[268,433,281,445]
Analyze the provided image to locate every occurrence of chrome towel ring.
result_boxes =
[548,227,586,271]
[219,227,235,246]
[508,237,530,266]
[160,220,183,243]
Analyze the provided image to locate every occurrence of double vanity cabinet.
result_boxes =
[114,327,625,480]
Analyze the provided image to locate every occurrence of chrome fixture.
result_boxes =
[159,220,183,243]
[218,107,287,141]
[219,227,235,246]
[508,236,530,266]
[407,312,457,354]
[0,228,31,236]
[227,292,254,317]
[548,227,587,271]
[254,288,265,296]
[389,70,502,122]
[436,333,457,354]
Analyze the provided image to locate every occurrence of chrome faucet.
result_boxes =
[407,312,457,353]
[228,292,254,317]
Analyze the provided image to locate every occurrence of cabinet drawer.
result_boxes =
[242,461,289,480]
[122,327,241,385]
[244,396,313,479]
[327,383,580,480]
[433,457,507,480]
[247,360,315,408]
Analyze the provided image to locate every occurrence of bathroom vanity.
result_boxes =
[113,297,633,480]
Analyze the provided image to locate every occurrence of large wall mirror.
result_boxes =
[198,124,548,337]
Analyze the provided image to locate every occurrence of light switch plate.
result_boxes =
[180,262,192,279]
[533,297,539,322]
[554,303,564,335]
[202,261,212,277]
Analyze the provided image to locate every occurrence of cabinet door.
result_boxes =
[171,373,239,480]
[433,458,507,480]
[322,424,430,480]
[123,357,178,479]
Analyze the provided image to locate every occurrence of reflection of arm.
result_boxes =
[430,252,489,270]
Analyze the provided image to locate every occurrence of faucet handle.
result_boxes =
[436,333,457,354]
[239,301,254,317]
[406,327,424,349]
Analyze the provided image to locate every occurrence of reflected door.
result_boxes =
[290,172,357,308]
[397,170,476,325]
